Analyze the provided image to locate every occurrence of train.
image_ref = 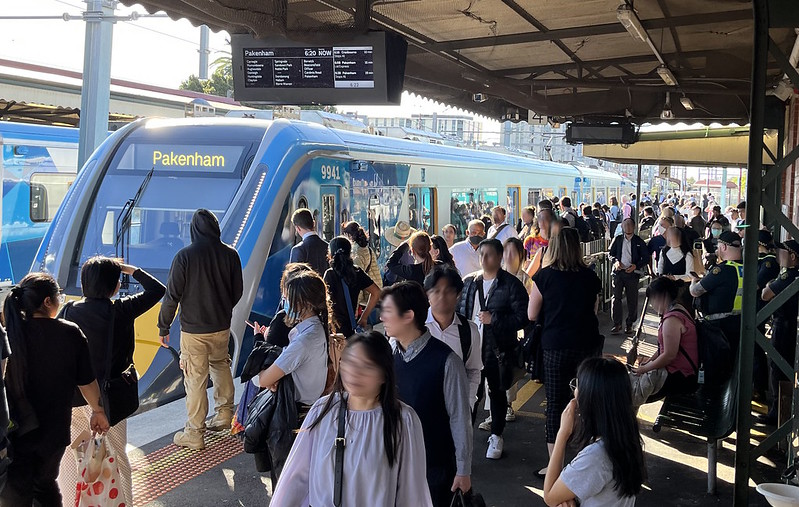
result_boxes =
[1,122,80,286]
[32,117,633,410]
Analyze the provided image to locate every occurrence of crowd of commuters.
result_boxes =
[0,185,789,507]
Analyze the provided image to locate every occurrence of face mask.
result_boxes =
[283,298,297,320]
[655,225,665,236]
[469,235,483,245]
[711,229,722,238]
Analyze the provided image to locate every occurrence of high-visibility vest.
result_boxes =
[727,261,744,313]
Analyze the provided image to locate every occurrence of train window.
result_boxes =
[528,189,540,206]
[408,192,418,229]
[101,211,114,245]
[298,196,308,209]
[321,194,336,241]
[542,188,554,199]
[479,189,499,214]
[450,188,480,238]
[29,173,75,222]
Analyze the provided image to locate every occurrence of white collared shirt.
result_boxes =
[426,310,483,403]
[301,231,317,241]
[488,222,518,243]
[450,240,481,276]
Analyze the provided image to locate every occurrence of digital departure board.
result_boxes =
[243,47,375,89]
[232,33,407,105]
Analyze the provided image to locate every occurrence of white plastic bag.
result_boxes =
[74,434,125,507]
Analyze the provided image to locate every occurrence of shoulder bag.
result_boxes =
[341,278,365,336]
[333,396,347,507]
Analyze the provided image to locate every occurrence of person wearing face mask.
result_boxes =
[690,231,744,354]
[702,221,725,269]
[450,219,487,276]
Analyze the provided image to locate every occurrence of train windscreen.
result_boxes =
[77,126,262,273]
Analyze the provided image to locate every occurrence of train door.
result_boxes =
[320,185,340,241]
[507,186,521,227]
[409,186,436,235]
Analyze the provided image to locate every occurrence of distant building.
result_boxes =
[347,113,483,145]
[500,121,583,163]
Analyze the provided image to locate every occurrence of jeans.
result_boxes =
[611,271,640,328]
[180,329,236,433]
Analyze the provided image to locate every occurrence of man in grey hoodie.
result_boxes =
[158,209,243,450]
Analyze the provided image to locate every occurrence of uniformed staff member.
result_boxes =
[755,230,779,398]
[759,239,799,424]
[689,231,744,354]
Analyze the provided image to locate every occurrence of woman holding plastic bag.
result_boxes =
[58,257,165,506]
[0,273,110,506]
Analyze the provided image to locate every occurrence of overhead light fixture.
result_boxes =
[617,4,648,43]
[657,65,678,86]
[680,96,695,110]
[660,93,674,120]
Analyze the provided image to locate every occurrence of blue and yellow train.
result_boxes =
[33,117,629,409]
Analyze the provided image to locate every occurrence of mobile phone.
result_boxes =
[689,271,700,278]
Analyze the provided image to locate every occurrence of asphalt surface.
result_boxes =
[130,297,783,506]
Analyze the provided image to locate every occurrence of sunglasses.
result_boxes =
[569,377,578,395]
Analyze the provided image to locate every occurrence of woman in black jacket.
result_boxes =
[58,257,165,506]
[386,231,439,286]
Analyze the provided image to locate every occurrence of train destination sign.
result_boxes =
[243,46,375,89]
[232,33,407,105]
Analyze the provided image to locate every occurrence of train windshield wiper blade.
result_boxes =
[115,166,154,257]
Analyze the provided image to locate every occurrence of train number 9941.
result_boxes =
[321,164,341,180]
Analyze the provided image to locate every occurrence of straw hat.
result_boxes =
[385,220,416,247]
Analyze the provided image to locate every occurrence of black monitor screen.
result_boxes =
[232,32,406,105]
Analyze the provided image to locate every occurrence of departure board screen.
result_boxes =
[232,33,407,105]
[243,47,375,89]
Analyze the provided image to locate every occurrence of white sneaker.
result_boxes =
[478,416,492,432]
[505,407,516,422]
[486,434,503,460]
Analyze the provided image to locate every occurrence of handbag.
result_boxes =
[99,309,139,427]
[450,489,487,507]
[341,279,365,336]
[75,434,123,507]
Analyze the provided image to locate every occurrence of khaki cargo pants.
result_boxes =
[180,329,235,433]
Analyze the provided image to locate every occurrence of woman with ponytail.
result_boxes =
[253,270,332,410]
[1,273,110,506]
[324,236,380,338]
[386,231,440,286]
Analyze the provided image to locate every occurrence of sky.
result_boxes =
[0,1,499,132]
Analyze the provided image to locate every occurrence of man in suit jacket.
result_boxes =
[608,218,650,335]
[289,208,329,276]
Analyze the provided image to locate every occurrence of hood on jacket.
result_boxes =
[190,209,221,243]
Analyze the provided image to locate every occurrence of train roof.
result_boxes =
[0,121,81,143]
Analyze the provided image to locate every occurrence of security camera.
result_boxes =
[472,93,487,103]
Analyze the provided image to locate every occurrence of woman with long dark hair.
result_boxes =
[544,357,646,507]
[657,226,695,281]
[271,331,432,506]
[431,235,456,269]
[529,228,602,478]
[57,257,165,505]
[342,221,383,296]
[324,236,381,337]
[1,273,110,506]
[254,271,331,408]
[386,231,439,286]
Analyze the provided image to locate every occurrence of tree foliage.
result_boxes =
[179,55,233,97]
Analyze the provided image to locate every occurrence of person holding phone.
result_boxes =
[656,226,694,281]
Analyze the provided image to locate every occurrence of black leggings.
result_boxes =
[0,443,65,507]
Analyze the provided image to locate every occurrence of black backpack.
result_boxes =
[673,309,733,384]
[568,210,592,242]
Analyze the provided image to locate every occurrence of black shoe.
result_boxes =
[611,325,623,335]
[625,326,634,335]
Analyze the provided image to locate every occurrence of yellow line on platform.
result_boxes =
[512,380,542,412]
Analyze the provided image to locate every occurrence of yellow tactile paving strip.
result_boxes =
[130,432,243,506]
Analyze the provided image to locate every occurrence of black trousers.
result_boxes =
[611,271,640,328]
[427,462,457,507]
[646,371,698,404]
[475,350,507,436]
[715,314,741,358]
[543,348,596,443]
[0,443,64,507]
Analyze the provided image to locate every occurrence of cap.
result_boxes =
[776,240,799,257]
[758,229,774,247]
[718,231,742,247]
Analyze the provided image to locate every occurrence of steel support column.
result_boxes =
[733,1,769,503]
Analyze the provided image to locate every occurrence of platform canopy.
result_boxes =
[583,126,779,166]
[123,0,796,124]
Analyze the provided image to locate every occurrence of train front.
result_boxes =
[32,118,269,410]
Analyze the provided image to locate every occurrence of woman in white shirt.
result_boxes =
[657,226,695,281]
[271,331,432,507]
[543,357,646,507]
[254,270,330,408]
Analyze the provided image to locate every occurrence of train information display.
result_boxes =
[243,47,375,89]
[232,32,407,105]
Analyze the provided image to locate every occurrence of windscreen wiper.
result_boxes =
[115,167,154,291]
